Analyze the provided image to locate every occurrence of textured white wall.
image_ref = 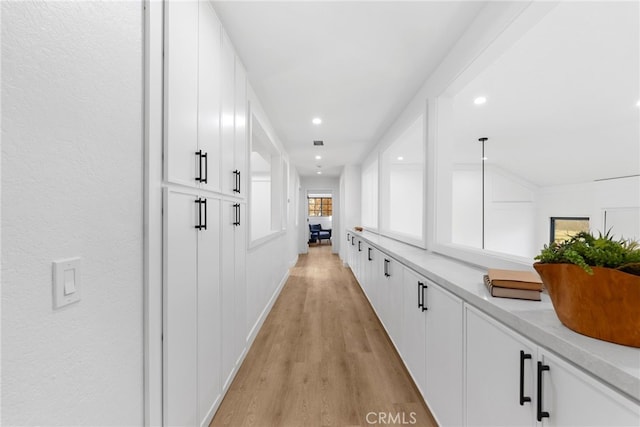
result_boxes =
[2,1,143,425]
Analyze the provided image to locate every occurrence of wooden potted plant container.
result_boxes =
[533,231,640,348]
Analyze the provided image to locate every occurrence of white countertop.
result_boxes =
[353,230,640,402]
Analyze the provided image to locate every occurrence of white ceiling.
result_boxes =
[451,1,640,187]
[213,1,487,177]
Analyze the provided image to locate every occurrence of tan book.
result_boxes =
[484,275,541,301]
[487,268,543,291]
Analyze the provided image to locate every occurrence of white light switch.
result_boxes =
[53,258,81,309]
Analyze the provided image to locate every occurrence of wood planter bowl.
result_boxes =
[533,263,640,347]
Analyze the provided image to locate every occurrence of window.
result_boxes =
[308,197,332,217]
[550,217,589,244]
[380,115,425,246]
[361,158,379,229]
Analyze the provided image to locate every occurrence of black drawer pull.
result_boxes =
[520,351,532,405]
[537,361,550,421]
[195,198,207,230]
[195,151,208,184]
[351,236,355,246]
[233,170,241,193]
[368,247,372,261]
[418,282,423,309]
[421,282,428,311]
[384,259,390,277]
[358,241,362,252]
[233,203,240,226]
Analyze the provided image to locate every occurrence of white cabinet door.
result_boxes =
[197,2,221,193]
[197,196,221,425]
[220,31,236,195]
[465,305,536,427]
[165,0,199,187]
[234,202,247,354]
[423,280,463,427]
[234,59,248,197]
[163,189,198,426]
[221,200,237,389]
[381,257,403,351]
[401,268,427,395]
[540,350,640,427]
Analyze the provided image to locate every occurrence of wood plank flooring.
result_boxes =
[210,245,437,427]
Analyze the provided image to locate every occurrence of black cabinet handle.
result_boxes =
[421,282,428,311]
[520,351,532,406]
[368,247,372,261]
[537,361,550,421]
[233,170,241,193]
[384,259,390,277]
[351,236,355,246]
[346,233,350,242]
[195,151,208,183]
[233,203,240,226]
[418,282,424,309]
[358,241,362,252]
[195,198,206,230]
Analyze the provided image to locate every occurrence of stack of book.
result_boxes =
[483,269,543,301]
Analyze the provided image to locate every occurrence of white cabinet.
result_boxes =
[164,0,199,188]
[165,1,222,191]
[163,188,221,427]
[379,255,403,350]
[220,32,247,198]
[466,305,640,427]
[221,200,247,390]
[465,305,537,427]
[540,350,640,427]
[401,268,463,427]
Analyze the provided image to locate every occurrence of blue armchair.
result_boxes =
[309,224,332,244]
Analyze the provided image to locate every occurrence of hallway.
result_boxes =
[211,245,436,426]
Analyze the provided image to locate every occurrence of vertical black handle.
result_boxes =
[520,351,532,406]
[368,247,372,261]
[351,236,355,246]
[195,198,204,230]
[537,361,550,421]
[196,151,204,182]
[418,282,424,309]
[233,203,240,226]
[237,170,241,193]
[421,282,428,311]
[384,259,390,277]
[358,241,362,252]
[233,170,241,193]
[202,198,207,230]
[202,152,208,184]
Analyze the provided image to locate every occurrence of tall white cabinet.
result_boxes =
[163,1,249,426]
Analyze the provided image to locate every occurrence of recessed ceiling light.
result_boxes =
[312,117,322,125]
[482,156,488,161]
[474,96,487,105]
[397,156,404,161]
[317,171,322,175]
[636,99,640,107]
[315,155,322,160]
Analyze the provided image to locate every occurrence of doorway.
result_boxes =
[307,190,333,246]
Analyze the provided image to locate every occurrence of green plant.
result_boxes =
[535,230,640,276]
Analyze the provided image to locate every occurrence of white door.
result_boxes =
[220,200,237,389]
[540,350,640,427]
[401,268,427,395]
[220,31,236,195]
[234,202,247,356]
[197,2,221,193]
[163,189,198,426]
[423,280,463,427]
[465,306,536,427]
[165,0,198,188]
[234,59,248,197]
[197,196,221,425]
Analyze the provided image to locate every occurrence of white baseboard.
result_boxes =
[246,269,290,345]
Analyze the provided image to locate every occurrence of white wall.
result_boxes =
[299,176,340,254]
[339,166,361,263]
[2,2,143,425]
[245,84,299,344]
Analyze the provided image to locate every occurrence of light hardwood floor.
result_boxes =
[210,244,437,427]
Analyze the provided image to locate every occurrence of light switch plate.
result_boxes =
[53,257,81,309]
